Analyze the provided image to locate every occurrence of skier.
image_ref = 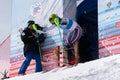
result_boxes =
[49,14,82,65]
[18,20,46,75]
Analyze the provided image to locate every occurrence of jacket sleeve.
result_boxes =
[36,24,43,30]
[21,30,37,44]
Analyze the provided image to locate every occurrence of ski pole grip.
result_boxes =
[54,18,60,26]
[32,24,38,34]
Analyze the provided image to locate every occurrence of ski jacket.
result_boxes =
[60,18,82,45]
[21,24,45,57]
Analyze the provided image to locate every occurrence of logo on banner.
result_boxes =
[30,2,42,17]
[116,21,120,27]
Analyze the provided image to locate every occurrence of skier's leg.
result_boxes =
[33,53,42,72]
[74,41,79,65]
[64,46,69,64]
[66,45,74,65]
[18,52,32,74]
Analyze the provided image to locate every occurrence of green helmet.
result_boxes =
[49,14,57,24]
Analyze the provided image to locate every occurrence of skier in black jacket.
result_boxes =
[18,20,45,75]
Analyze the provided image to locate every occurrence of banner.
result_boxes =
[98,0,120,58]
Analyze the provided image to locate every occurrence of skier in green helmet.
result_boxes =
[49,14,82,65]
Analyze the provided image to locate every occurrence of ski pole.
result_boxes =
[32,24,44,71]
[54,18,69,64]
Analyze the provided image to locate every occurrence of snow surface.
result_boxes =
[6,54,120,80]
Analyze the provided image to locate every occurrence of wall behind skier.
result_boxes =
[63,0,77,20]
[0,0,11,45]
[98,0,120,58]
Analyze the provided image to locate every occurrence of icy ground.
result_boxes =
[6,54,120,80]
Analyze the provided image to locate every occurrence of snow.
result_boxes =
[6,54,120,80]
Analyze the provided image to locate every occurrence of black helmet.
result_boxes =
[27,20,35,25]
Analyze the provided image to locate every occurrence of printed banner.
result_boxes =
[98,0,120,58]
